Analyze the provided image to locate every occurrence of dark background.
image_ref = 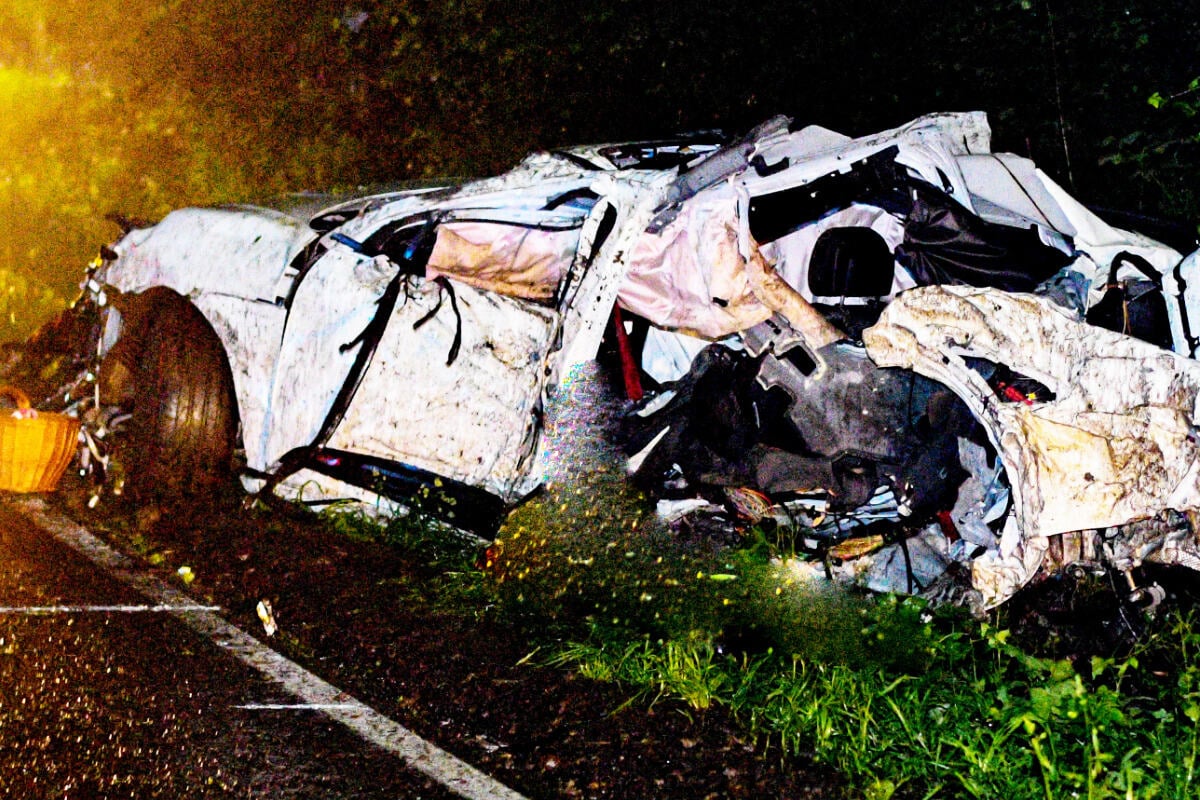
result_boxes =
[0,0,1196,340]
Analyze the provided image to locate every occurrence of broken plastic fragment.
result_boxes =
[256,599,278,637]
[828,535,886,560]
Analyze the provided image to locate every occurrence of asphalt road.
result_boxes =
[0,503,470,799]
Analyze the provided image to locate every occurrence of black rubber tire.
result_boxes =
[122,289,239,500]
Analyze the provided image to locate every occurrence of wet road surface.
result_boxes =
[0,504,467,799]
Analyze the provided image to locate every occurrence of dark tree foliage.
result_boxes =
[0,0,1195,339]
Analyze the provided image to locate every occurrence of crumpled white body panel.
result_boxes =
[865,285,1200,605]
[329,279,556,501]
[108,206,313,301]
[190,293,286,472]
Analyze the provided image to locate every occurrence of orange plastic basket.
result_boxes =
[0,386,81,493]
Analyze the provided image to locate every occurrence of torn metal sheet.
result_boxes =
[864,524,952,596]
[865,285,1200,536]
[864,285,1200,605]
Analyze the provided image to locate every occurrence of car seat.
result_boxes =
[807,226,896,339]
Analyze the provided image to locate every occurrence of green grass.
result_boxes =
[547,605,1200,800]
[318,495,496,611]
[344,484,1200,800]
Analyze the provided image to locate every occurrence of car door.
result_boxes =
[265,207,590,503]
[258,218,432,470]
[335,208,599,501]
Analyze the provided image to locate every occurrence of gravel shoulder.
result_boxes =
[46,479,844,800]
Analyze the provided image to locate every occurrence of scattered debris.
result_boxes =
[256,599,278,637]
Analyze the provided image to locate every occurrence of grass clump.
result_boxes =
[550,600,1200,800]
[317,494,493,609]
[551,629,731,712]
[313,477,1200,800]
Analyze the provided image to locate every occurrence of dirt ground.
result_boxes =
[49,476,845,800]
[4,315,847,798]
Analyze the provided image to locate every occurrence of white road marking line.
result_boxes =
[9,497,528,800]
[235,703,361,710]
[0,604,221,614]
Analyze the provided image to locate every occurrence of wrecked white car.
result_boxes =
[30,111,1200,610]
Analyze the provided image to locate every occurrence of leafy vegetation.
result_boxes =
[334,476,1200,800]
[0,0,1197,343]
[549,604,1200,800]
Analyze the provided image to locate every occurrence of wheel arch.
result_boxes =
[102,288,240,420]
